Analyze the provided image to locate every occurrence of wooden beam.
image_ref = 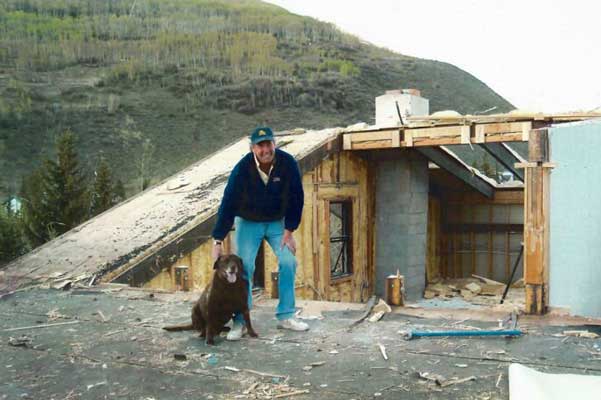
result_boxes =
[445,223,523,233]
[344,122,532,150]
[417,147,495,198]
[480,142,524,181]
[523,129,550,315]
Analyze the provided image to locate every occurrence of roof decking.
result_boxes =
[1,128,342,291]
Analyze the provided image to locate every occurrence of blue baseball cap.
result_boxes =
[250,127,274,145]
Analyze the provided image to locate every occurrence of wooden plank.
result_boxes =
[404,131,414,147]
[391,130,401,147]
[317,186,360,200]
[410,125,465,139]
[505,232,510,279]
[483,133,524,142]
[345,121,533,151]
[523,129,550,315]
[475,125,486,143]
[412,137,463,146]
[320,199,331,299]
[461,125,471,144]
[457,233,463,278]
[470,206,476,275]
[488,205,494,278]
[426,196,441,283]
[476,121,532,135]
[347,129,399,143]
[343,134,352,150]
[515,162,538,169]
[445,189,524,205]
[351,140,392,150]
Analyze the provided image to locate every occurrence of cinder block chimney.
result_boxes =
[375,89,429,126]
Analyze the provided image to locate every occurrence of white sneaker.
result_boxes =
[277,318,309,332]
[226,323,246,341]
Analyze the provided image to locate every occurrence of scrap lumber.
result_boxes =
[471,274,504,286]
[347,295,377,331]
[377,343,388,360]
[273,390,310,399]
[3,320,80,332]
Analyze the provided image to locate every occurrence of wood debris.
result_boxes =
[302,361,326,371]
[377,343,388,360]
[439,376,477,387]
[243,369,287,379]
[272,389,310,399]
[418,372,477,387]
[562,330,599,339]
[511,278,525,288]
[471,274,503,286]
[347,295,377,331]
[8,335,32,348]
[464,283,482,295]
[3,320,79,332]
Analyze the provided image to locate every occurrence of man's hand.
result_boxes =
[280,229,296,255]
[212,241,223,261]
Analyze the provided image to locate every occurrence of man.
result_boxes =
[211,126,309,341]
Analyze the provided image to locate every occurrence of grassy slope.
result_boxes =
[0,0,513,200]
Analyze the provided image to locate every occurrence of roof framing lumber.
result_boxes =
[343,121,534,151]
[416,146,495,198]
[480,142,525,181]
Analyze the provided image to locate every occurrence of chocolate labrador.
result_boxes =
[163,254,258,345]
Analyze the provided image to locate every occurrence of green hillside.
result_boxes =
[0,0,514,200]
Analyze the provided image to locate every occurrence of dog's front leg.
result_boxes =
[205,324,215,345]
[242,310,258,338]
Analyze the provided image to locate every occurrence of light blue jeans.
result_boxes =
[233,217,297,323]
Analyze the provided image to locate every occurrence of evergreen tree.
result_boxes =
[0,204,27,266]
[90,157,117,216]
[113,179,126,203]
[20,170,51,247]
[20,131,89,247]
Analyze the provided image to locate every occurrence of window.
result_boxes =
[329,200,353,279]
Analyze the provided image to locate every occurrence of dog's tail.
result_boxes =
[162,323,194,331]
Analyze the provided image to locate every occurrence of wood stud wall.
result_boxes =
[144,151,375,303]
[427,189,524,283]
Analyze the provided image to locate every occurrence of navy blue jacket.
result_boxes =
[211,149,304,240]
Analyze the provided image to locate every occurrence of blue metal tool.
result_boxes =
[402,329,522,340]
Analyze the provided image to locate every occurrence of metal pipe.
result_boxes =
[403,329,522,340]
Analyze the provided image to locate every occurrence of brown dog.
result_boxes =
[163,254,258,345]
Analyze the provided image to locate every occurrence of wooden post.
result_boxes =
[385,273,404,306]
[175,265,189,291]
[523,129,550,314]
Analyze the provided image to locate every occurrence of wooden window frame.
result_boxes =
[327,198,354,281]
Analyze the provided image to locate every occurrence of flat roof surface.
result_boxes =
[2,287,601,399]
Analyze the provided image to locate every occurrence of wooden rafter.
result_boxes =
[416,147,495,198]
[480,142,525,181]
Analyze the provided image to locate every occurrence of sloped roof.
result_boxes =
[1,128,343,291]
